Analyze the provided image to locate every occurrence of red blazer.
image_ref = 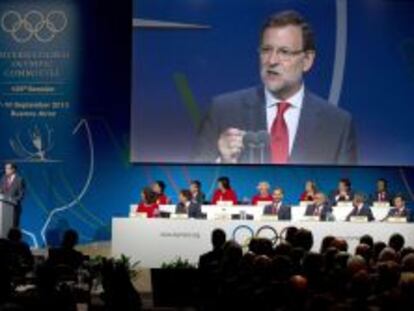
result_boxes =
[136,203,159,218]
[251,194,273,205]
[156,194,168,205]
[211,189,238,205]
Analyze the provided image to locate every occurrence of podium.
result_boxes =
[0,194,15,238]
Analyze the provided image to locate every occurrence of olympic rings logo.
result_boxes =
[1,10,67,43]
[232,225,279,247]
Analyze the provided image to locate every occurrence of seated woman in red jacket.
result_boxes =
[299,180,317,202]
[251,181,272,205]
[136,187,159,218]
[211,176,238,204]
[151,180,169,205]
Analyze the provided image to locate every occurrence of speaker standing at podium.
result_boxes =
[0,163,25,227]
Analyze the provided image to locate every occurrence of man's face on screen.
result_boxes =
[259,25,315,99]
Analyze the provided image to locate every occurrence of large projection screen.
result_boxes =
[131,0,414,165]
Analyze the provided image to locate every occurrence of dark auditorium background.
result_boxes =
[1,0,414,249]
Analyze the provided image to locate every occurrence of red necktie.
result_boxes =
[271,102,290,163]
[314,205,320,216]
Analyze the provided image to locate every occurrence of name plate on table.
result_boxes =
[299,201,313,207]
[302,216,320,222]
[336,201,353,208]
[131,212,148,219]
[260,215,279,221]
[216,201,234,206]
[170,213,189,220]
[387,217,407,223]
[373,202,390,208]
[256,201,273,207]
[213,212,232,221]
[349,216,368,223]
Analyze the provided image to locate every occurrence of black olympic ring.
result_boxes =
[232,225,280,247]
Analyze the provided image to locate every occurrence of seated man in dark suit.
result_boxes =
[189,180,206,205]
[383,194,412,222]
[304,192,333,221]
[175,189,203,219]
[263,187,291,220]
[330,178,353,205]
[370,178,393,204]
[346,193,375,222]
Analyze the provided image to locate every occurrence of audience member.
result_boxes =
[47,229,85,270]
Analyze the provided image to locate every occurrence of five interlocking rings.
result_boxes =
[232,225,279,247]
[1,10,67,43]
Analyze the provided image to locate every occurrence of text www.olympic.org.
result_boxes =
[160,232,200,239]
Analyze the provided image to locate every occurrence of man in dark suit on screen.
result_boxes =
[0,162,25,227]
[263,187,291,220]
[194,10,357,165]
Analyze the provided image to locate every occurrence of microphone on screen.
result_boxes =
[256,130,270,164]
[243,131,258,163]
